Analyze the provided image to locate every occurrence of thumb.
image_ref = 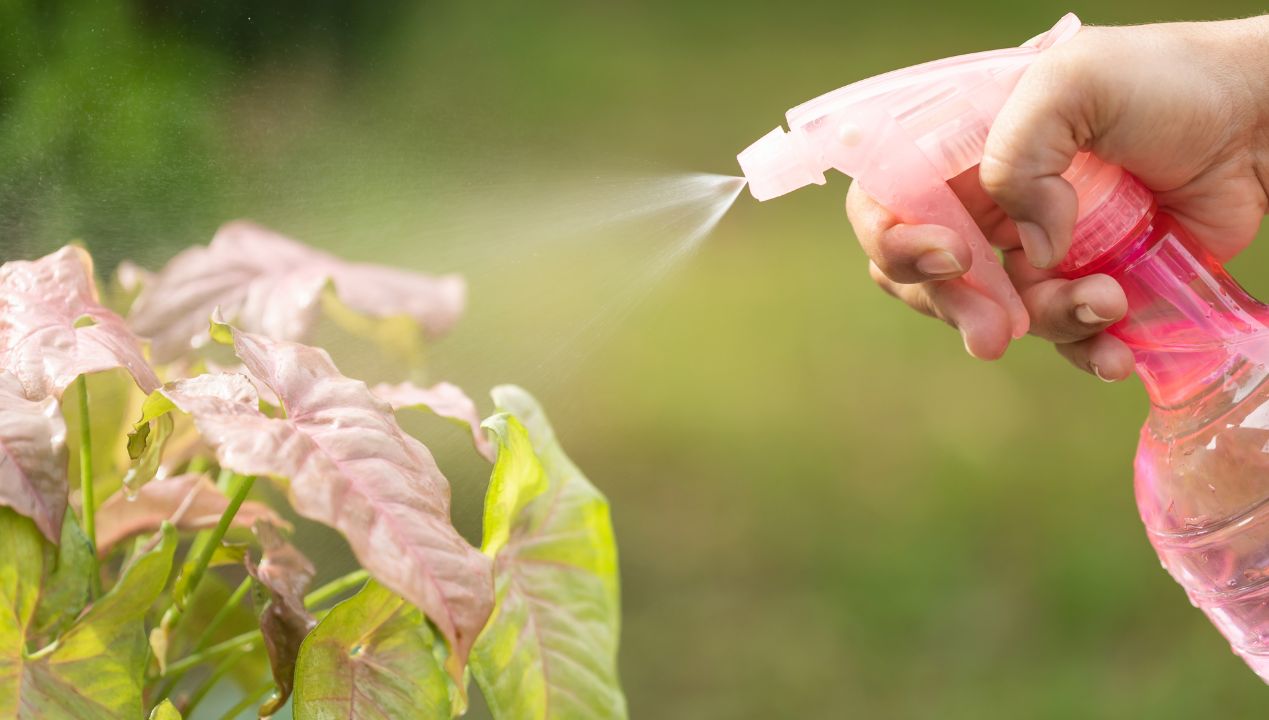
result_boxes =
[979,52,1092,269]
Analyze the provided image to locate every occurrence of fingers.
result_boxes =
[851,182,1009,361]
[1055,333,1135,382]
[979,46,1094,269]
[847,182,973,283]
[1021,274,1127,343]
[868,262,1011,360]
[1003,248,1127,343]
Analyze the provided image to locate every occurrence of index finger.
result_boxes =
[845,181,972,284]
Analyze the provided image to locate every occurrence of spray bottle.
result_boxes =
[739,13,1269,680]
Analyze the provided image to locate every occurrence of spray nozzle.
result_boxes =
[736,13,1087,339]
[737,127,826,201]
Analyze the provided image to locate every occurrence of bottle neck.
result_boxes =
[1066,206,1269,408]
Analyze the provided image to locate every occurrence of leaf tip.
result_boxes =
[209,309,235,345]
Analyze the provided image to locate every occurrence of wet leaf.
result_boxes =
[471,386,626,720]
[128,221,465,364]
[0,246,159,399]
[95,472,287,556]
[148,330,494,672]
[293,580,451,719]
[246,521,317,717]
[9,522,177,718]
[0,371,69,543]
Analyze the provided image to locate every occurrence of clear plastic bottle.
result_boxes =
[1067,181,1269,680]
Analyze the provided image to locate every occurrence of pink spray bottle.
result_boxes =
[738,13,1269,680]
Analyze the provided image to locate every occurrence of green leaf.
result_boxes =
[17,523,177,718]
[293,580,452,719]
[0,509,47,717]
[122,392,177,496]
[30,512,95,643]
[471,386,626,720]
[479,414,548,558]
[148,699,181,720]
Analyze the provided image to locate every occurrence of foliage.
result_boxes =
[472,388,626,720]
[0,231,625,718]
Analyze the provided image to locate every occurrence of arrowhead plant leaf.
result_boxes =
[471,385,626,720]
[0,518,178,719]
[0,371,69,543]
[140,328,494,672]
[128,221,466,364]
[374,381,496,462]
[0,246,159,400]
[293,580,452,720]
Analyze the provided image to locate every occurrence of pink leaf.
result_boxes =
[159,333,493,670]
[0,371,68,543]
[373,381,495,462]
[128,221,466,364]
[94,472,288,556]
[0,247,160,399]
[246,521,317,717]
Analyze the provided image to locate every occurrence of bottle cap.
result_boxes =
[1058,153,1155,274]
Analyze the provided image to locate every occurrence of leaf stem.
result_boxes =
[162,631,258,679]
[193,576,253,653]
[159,567,369,679]
[160,475,256,636]
[75,375,100,595]
[216,680,275,720]
[152,575,255,702]
[182,645,253,718]
[306,569,370,609]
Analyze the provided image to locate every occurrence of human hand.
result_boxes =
[847,17,1269,379]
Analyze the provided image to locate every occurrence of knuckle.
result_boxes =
[976,153,1026,204]
[868,262,898,297]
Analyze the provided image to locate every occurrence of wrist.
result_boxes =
[1213,16,1269,188]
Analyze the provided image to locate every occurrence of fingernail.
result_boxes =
[961,329,981,360]
[915,249,963,279]
[1017,221,1052,268]
[1089,362,1116,383]
[1075,303,1109,325]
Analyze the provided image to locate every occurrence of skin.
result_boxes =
[846,17,1269,380]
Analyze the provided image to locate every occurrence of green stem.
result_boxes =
[182,645,252,718]
[152,575,254,702]
[75,375,100,596]
[217,680,274,720]
[305,569,370,609]
[193,576,253,653]
[160,475,257,637]
[159,567,369,679]
[162,631,258,679]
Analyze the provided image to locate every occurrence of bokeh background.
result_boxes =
[5,1,1269,717]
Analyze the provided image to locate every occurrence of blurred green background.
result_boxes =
[5,1,1269,717]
